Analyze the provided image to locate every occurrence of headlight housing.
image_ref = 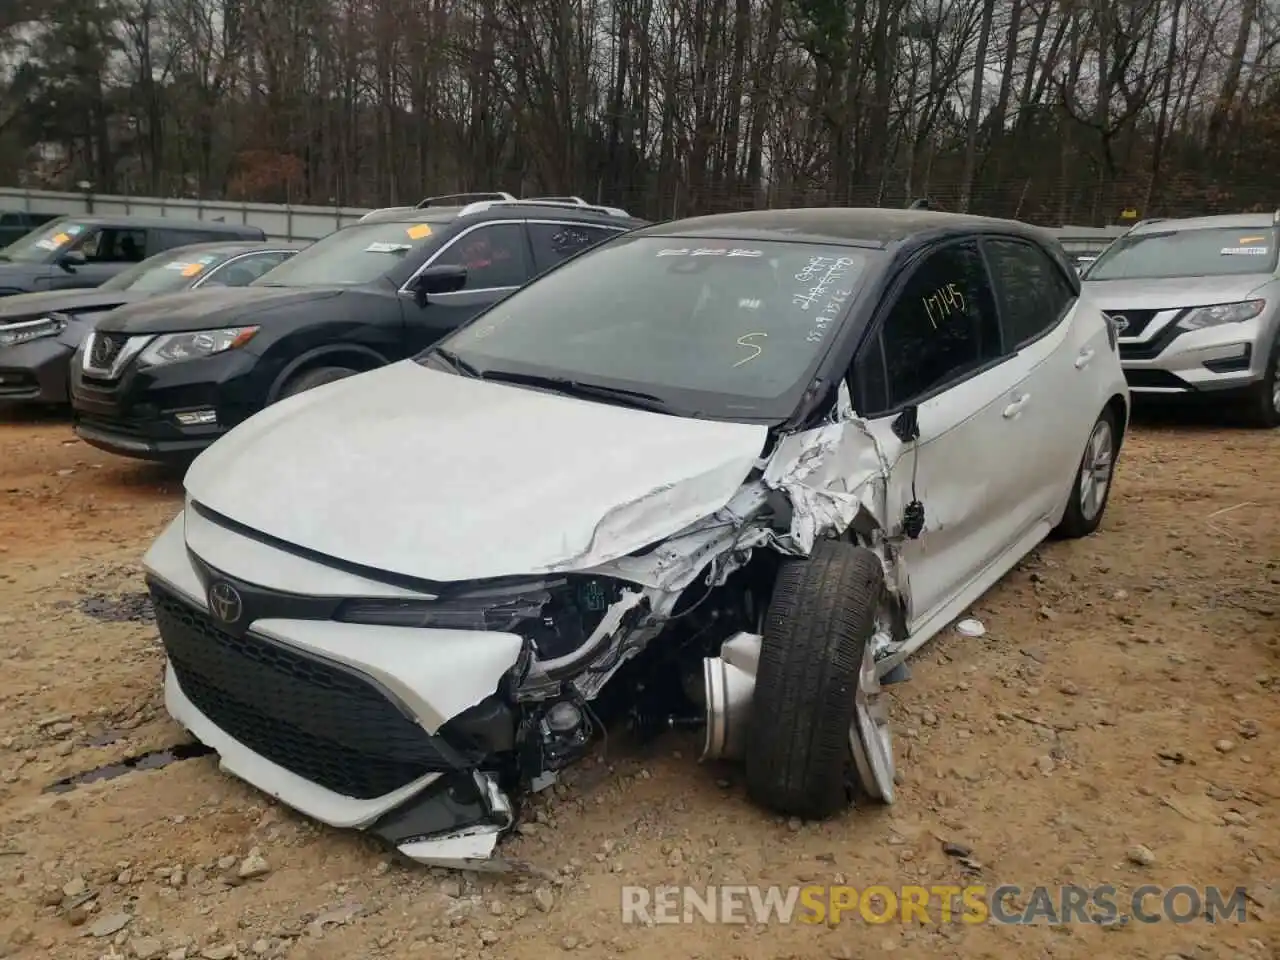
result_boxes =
[137,326,259,367]
[334,576,626,661]
[0,315,65,347]
[1176,300,1265,331]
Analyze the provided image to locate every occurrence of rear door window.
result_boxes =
[983,239,1077,348]
[528,222,624,272]
[203,251,292,287]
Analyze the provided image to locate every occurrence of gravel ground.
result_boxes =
[0,406,1275,960]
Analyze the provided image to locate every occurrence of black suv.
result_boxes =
[69,196,645,460]
[0,215,267,296]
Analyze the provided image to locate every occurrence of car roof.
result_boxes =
[159,239,304,257]
[635,207,1057,248]
[1125,212,1276,235]
[367,204,646,228]
[50,214,264,233]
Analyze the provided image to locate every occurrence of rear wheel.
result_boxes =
[279,366,358,400]
[744,540,894,820]
[1053,407,1118,539]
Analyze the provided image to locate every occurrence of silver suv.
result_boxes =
[1082,213,1280,426]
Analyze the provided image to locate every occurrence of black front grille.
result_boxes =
[151,583,456,799]
[1105,309,1161,338]
[1125,369,1189,389]
[89,332,128,370]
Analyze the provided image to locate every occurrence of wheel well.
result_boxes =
[273,349,386,399]
[1106,392,1128,448]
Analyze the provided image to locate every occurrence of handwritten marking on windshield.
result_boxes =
[922,283,965,328]
[734,332,767,367]
[793,256,855,310]
[656,247,763,257]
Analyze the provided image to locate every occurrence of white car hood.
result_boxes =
[1083,273,1272,309]
[184,360,770,583]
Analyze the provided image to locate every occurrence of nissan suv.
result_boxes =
[70,197,646,460]
[1082,213,1280,426]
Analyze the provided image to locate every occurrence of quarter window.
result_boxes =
[204,251,292,286]
[432,223,529,290]
[528,222,621,272]
[854,240,1002,414]
[984,239,1076,347]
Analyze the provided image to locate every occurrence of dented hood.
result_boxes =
[184,360,770,583]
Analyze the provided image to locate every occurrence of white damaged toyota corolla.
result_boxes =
[143,208,1129,869]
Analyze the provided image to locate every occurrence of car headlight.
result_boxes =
[0,315,65,347]
[1176,300,1265,331]
[137,327,259,367]
[334,576,626,661]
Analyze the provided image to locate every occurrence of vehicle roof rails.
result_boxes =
[456,198,632,219]
[416,192,516,208]
[907,197,932,210]
[525,195,589,205]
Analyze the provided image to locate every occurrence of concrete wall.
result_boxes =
[0,186,1130,249]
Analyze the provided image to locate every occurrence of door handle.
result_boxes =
[1002,393,1030,418]
[1074,348,1095,369]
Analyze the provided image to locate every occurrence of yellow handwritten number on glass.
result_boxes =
[734,332,767,367]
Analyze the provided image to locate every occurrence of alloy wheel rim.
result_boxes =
[1079,420,1114,522]
[849,602,895,802]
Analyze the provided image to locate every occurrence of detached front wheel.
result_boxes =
[744,540,895,820]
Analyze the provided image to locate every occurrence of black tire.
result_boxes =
[1053,406,1119,539]
[1243,345,1279,428]
[278,366,358,400]
[744,540,884,820]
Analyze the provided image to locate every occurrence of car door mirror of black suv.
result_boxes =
[58,249,87,271]
[410,265,468,305]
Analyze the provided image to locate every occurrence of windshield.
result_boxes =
[251,219,439,287]
[0,219,89,264]
[424,235,876,421]
[1086,227,1280,280]
[99,249,229,293]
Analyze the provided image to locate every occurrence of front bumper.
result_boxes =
[69,348,257,461]
[144,512,525,867]
[1117,311,1271,394]
[0,335,73,404]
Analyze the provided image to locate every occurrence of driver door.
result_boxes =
[849,239,1036,629]
[399,221,533,353]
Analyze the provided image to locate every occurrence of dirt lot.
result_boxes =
[0,407,1275,960]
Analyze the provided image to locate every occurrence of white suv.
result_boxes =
[143,208,1129,869]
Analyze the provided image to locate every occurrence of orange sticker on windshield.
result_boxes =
[51,232,71,246]
[181,263,203,277]
[1239,235,1266,243]
[407,224,432,240]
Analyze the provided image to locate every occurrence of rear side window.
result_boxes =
[203,251,292,287]
[528,222,622,272]
[433,223,529,290]
[854,240,1002,415]
[983,239,1076,347]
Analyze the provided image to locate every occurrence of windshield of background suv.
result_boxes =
[251,219,441,286]
[1086,226,1280,280]
[99,248,229,293]
[0,219,88,263]
[425,235,876,421]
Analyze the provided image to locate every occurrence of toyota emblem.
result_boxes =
[208,582,243,624]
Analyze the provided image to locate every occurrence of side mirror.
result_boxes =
[58,250,86,271]
[410,264,467,305]
[891,404,920,443]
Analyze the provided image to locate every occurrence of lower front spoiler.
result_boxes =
[164,662,515,870]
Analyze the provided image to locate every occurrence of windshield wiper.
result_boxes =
[479,370,671,413]
[430,347,482,378]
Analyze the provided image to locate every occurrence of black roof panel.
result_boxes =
[638,207,1056,247]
